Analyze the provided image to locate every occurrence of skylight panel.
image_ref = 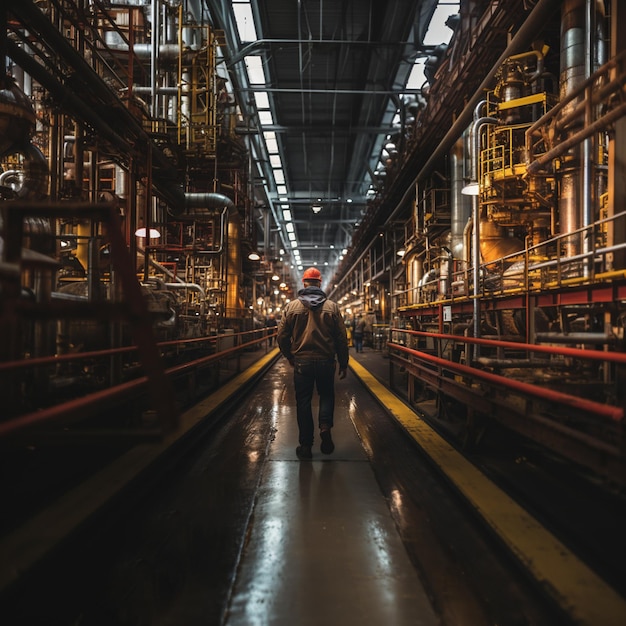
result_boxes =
[254,92,270,109]
[245,56,266,85]
[258,110,274,125]
[282,209,292,221]
[264,131,278,152]
[233,1,258,43]
[269,154,282,168]
[273,170,285,185]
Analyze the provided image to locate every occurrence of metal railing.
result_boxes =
[0,328,276,441]
[386,328,625,485]
[398,210,626,309]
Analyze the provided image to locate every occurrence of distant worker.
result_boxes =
[353,314,366,353]
[277,267,349,460]
[266,313,278,346]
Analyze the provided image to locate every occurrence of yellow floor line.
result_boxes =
[350,358,626,626]
[0,348,279,592]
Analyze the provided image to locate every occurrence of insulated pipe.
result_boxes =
[164,282,206,315]
[180,193,236,258]
[150,0,159,118]
[450,133,469,261]
[164,282,206,299]
[105,43,181,62]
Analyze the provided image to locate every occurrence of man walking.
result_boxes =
[277,267,349,460]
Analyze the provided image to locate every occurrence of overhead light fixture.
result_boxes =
[272,274,280,281]
[397,249,406,257]
[248,252,261,261]
[461,182,479,196]
[311,204,322,214]
[135,228,161,239]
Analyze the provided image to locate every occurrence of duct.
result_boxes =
[450,133,470,261]
[559,0,606,260]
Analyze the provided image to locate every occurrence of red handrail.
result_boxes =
[391,328,626,364]
[388,341,623,423]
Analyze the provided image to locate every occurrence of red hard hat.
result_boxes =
[302,267,322,282]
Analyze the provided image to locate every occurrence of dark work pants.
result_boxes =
[293,359,336,446]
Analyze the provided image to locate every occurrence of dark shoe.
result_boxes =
[320,429,335,454]
[296,445,312,460]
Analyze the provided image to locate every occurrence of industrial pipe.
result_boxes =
[386,0,563,225]
[467,106,498,351]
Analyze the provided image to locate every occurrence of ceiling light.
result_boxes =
[397,249,406,257]
[312,204,322,213]
[248,252,261,261]
[272,274,280,281]
[135,228,161,239]
[461,182,479,196]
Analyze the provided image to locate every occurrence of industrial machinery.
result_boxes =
[1,0,625,484]
[330,0,626,485]
[0,1,271,429]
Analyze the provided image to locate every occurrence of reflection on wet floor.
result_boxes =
[225,359,438,626]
